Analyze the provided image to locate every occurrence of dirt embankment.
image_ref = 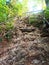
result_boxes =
[0,19,49,65]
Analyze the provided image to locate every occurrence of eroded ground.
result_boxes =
[0,19,49,65]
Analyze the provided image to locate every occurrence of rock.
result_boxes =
[32,59,40,64]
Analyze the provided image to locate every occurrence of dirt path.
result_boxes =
[0,20,49,65]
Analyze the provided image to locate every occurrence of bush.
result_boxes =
[44,8,49,19]
[5,21,14,31]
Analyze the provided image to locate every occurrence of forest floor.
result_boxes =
[0,18,49,65]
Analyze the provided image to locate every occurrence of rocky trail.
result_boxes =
[0,19,49,65]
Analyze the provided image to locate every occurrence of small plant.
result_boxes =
[5,21,14,31]
[4,31,13,41]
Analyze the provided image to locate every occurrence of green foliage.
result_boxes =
[5,21,14,31]
[0,4,9,22]
[0,0,28,22]
[0,0,14,32]
[0,0,6,5]
[29,15,38,24]
[0,0,49,32]
[0,0,14,22]
[44,0,49,19]
[44,8,49,19]
[10,0,28,16]
[45,0,49,7]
